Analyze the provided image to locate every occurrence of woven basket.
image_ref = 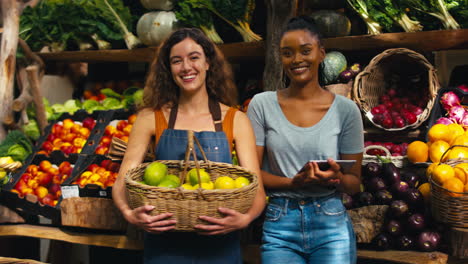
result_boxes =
[363,145,407,168]
[125,130,258,231]
[352,48,440,131]
[429,145,468,228]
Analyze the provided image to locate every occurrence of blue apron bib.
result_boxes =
[143,101,241,264]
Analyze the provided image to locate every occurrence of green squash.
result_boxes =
[321,51,347,85]
[310,10,351,38]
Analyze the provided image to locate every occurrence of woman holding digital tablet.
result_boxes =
[247,16,364,264]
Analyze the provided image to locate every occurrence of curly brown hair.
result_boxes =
[141,28,238,110]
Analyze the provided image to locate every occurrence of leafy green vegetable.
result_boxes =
[7,145,29,162]
[175,1,224,43]
[100,88,122,99]
[82,100,101,113]
[22,120,41,141]
[367,0,423,32]
[179,0,261,42]
[102,97,123,109]
[398,0,460,29]
[0,130,33,162]
[346,0,383,34]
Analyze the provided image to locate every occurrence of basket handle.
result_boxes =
[180,130,210,186]
[364,145,391,159]
[439,144,468,165]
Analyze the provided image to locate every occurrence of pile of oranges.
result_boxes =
[407,123,468,196]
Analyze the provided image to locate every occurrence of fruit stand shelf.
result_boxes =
[0,224,143,250]
[36,29,468,63]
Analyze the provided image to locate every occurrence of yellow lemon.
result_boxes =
[448,123,465,144]
[234,176,250,188]
[214,176,235,189]
[193,181,214,190]
[427,124,451,143]
[181,183,195,190]
[442,177,464,197]
[426,162,439,178]
[429,140,450,163]
[445,147,468,161]
[453,167,467,185]
[406,141,429,163]
[451,135,468,146]
[432,164,455,185]
[418,182,431,202]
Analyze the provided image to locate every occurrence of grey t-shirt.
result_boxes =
[247,91,364,198]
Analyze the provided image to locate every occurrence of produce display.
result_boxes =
[95,114,136,155]
[11,160,73,206]
[141,162,250,190]
[71,159,120,188]
[344,159,442,252]
[365,141,408,157]
[38,117,96,156]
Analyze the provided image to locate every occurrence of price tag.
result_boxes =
[99,190,107,197]
[61,185,79,198]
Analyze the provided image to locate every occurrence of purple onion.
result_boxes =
[435,117,454,125]
[448,105,466,123]
[461,113,468,127]
[440,91,460,111]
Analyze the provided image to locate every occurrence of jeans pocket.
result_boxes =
[264,203,282,222]
[319,196,346,216]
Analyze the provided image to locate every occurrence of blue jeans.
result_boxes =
[261,193,356,264]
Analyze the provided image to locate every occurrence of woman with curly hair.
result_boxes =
[113,28,265,264]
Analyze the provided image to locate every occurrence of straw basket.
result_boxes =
[125,130,258,231]
[429,145,468,228]
[353,48,440,131]
[363,145,407,168]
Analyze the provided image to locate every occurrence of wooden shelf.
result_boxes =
[36,29,468,63]
[0,224,143,250]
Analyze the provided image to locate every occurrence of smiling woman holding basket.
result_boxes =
[112,28,265,264]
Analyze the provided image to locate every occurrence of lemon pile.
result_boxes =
[181,168,250,190]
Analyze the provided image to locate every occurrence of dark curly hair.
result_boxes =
[141,28,237,110]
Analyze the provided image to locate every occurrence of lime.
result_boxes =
[157,179,178,188]
[144,162,167,186]
[164,174,181,186]
[187,168,211,186]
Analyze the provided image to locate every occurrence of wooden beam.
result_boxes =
[357,249,448,264]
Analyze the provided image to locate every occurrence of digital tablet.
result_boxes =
[298,160,357,173]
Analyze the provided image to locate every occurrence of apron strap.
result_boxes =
[167,99,223,132]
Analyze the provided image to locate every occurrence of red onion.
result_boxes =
[448,105,466,123]
[435,117,454,125]
[440,91,460,111]
[461,113,468,127]
[458,84,468,92]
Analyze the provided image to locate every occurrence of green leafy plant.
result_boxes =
[398,0,460,29]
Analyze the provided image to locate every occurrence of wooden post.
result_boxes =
[26,65,47,132]
[450,227,468,259]
[262,0,298,91]
[0,0,22,140]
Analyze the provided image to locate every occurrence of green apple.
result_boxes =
[164,174,181,186]
[157,179,178,188]
[187,168,211,186]
[143,162,167,186]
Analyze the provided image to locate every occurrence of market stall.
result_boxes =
[1,0,468,263]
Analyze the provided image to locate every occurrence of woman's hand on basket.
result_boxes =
[124,205,177,234]
[291,159,342,187]
[195,207,251,235]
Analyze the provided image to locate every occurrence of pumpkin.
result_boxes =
[305,0,346,9]
[309,10,351,38]
[136,11,178,46]
[140,0,173,11]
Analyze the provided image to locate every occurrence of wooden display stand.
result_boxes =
[449,227,468,259]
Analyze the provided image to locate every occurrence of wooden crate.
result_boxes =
[60,197,127,231]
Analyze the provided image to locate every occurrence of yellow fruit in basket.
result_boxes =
[187,168,211,186]
[429,140,450,163]
[418,182,431,202]
[157,179,179,188]
[446,146,468,160]
[451,135,468,146]
[426,162,439,178]
[442,177,464,197]
[193,181,214,190]
[453,167,467,185]
[432,164,455,185]
[447,123,465,144]
[427,124,451,143]
[164,174,181,186]
[234,176,250,188]
[182,183,195,190]
[406,141,429,163]
[214,176,235,189]
[465,183,468,193]
[454,163,468,183]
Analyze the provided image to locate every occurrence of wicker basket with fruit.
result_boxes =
[352,48,440,131]
[363,145,408,168]
[428,145,468,228]
[125,130,258,231]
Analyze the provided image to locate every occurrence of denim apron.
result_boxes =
[143,100,242,264]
